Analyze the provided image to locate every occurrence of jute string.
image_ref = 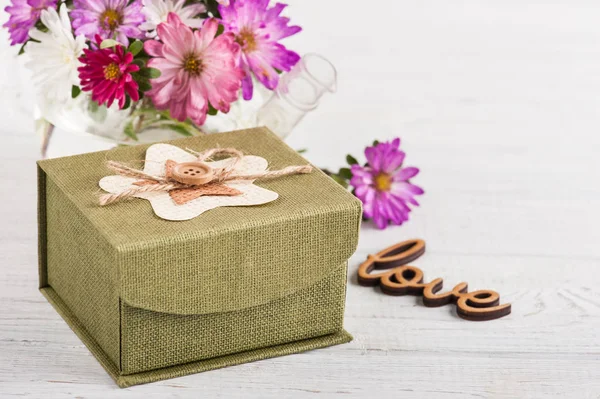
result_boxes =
[99,147,313,206]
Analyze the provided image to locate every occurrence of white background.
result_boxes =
[1,0,599,398]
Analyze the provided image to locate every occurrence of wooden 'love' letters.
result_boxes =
[357,239,511,321]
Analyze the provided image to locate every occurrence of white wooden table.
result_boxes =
[1,0,599,397]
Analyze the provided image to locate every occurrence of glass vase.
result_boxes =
[37,53,338,158]
[37,94,207,158]
[257,53,338,139]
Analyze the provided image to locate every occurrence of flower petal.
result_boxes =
[393,166,419,181]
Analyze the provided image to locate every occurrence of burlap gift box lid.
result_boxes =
[37,127,362,387]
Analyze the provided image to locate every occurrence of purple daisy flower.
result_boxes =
[350,139,424,229]
[219,0,301,100]
[71,0,145,45]
[3,0,57,45]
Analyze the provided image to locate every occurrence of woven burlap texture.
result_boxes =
[41,286,353,388]
[37,127,362,387]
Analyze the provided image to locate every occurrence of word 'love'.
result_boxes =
[357,239,511,321]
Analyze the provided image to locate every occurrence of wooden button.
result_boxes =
[171,162,214,185]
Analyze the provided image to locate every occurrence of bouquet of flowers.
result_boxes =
[4,0,302,139]
[4,0,424,230]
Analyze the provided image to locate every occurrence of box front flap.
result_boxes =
[39,128,362,315]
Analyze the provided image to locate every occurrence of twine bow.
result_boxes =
[99,147,313,206]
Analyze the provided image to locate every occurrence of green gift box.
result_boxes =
[37,127,361,387]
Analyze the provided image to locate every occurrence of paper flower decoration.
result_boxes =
[99,143,279,221]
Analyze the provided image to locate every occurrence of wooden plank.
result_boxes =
[1,0,599,397]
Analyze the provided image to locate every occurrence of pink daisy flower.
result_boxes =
[350,139,424,229]
[78,36,140,109]
[71,0,145,45]
[3,0,57,45]
[219,0,301,100]
[143,13,243,126]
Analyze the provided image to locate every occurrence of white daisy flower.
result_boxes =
[140,0,206,38]
[25,5,86,103]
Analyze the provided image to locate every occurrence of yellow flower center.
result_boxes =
[103,63,121,81]
[374,173,392,192]
[236,28,257,52]
[183,55,203,76]
[100,9,122,31]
